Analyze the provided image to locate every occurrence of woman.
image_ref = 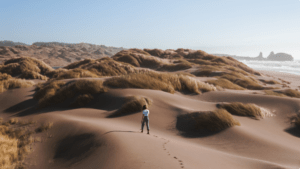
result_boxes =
[141,105,150,134]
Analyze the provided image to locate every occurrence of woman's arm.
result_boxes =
[141,114,144,122]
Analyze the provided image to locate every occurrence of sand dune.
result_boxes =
[1,49,300,169]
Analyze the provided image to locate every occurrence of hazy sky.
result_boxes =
[1,0,299,59]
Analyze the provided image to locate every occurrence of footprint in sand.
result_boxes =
[153,135,185,168]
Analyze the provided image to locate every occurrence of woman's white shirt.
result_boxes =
[143,109,150,116]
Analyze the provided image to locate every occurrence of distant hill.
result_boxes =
[0,41,124,66]
[0,40,29,46]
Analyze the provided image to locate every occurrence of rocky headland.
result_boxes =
[215,51,294,61]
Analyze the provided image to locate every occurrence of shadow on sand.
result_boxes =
[54,133,102,164]
[285,126,300,138]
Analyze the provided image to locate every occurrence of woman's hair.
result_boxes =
[142,105,147,110]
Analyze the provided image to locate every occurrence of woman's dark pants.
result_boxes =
[141,116,150,131]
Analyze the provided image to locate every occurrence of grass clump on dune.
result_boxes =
[104,71,217,94]
[46,68,98,80]
[264,90,287,97]
[265,89,300,98]
[290,113,300,128]
[113,49,164,69]
[34,79,108,108]
[69,94,94,107]
[259,79,280,84]
[0,118,48,169]
[220,72,263,90]
[0,57,53,79]
[206,78,245,90]
[282,89,300,98]
[0,79,35,93]
[109,96,152,117]
[176,109,240,132]
[64,57,136,77]
[218,102,264,120]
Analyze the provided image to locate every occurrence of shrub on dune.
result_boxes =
[220,72,263,90]
[104,71,216,94]
[159,62,192,71]
[69,94,94,107]
[206,78,245,90]
[19,70,48,80]
[35,79,108,108]
[0,57,53,79]
[46,68,98,80]
[264,90,287,97]
[113,50,163,69]
[0,118,48,168]
[218,102,264,119]
[109,96,152,117]
[282,89,300,98]
[259,79,280,84]
[0,79,35,93]
[290,113,300,128]
[64,57,136,77]
[176,109,240,132]
[0,72,12,81]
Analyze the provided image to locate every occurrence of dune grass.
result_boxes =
[69,94,94,107]
[0,57,53,79]
[218,102,264,119]
[64,57,136,77]
[104,71,216,94]
[176,109,240,132]
[290,113,300,128]
[34,79,108,108]
[46,68,98,80]
[109,96,153,117]
[35,122,53,133]
[282,89,300,98]
[206,78,245,90]
[113,49,164,69]
[0,118,49,169]
[159,62,192,71]
[264,90,287,97]
[0,79,35,93]
[220,72,263,90]
[259,79,280,84]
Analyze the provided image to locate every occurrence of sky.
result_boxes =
[1,0,300,59]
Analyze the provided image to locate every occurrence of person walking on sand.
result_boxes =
[141,105,150,134]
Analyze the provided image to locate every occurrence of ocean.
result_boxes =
[239,60,300,75]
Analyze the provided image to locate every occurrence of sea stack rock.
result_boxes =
[256,52,264,60]
[267,51,293,61]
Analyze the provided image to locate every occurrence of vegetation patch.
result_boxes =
[218,102,264,120]
[104,71,216,94]
[0,118,50,169]
[282,89,300,98]
[264,90,287,97]
[64,57,137,77]
[220,72,263,90]
[290,112,300,128]
[34,79,108,108]
[69,94,94,107]
[0,79,35,93]
[109,96,152,117]
[259,79,280,84]
[46,68,98,80]
[206,78,245,90]
[0,57,53,79]
[176,109,240,132]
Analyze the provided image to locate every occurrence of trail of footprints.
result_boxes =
[152,135,185,168]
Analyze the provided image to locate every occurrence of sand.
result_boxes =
[1,69,300,169]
